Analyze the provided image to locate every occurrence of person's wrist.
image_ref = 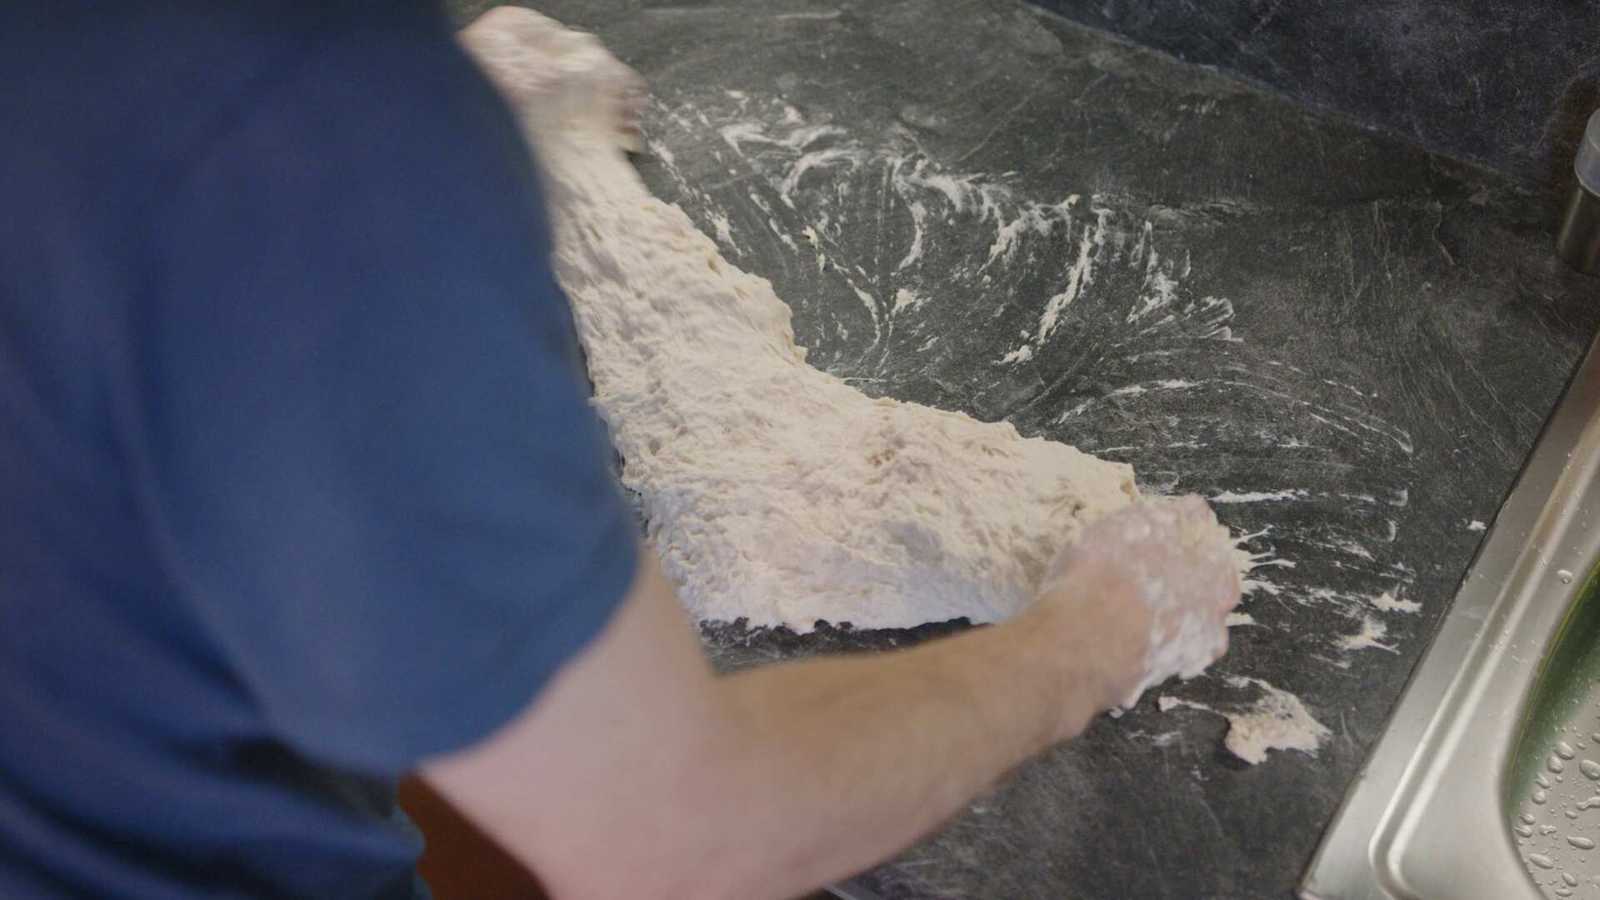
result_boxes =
[1031,566,1151,726]
[1014,598,1120,744]
[1071,624,1138,721]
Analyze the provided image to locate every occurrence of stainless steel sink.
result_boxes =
[1303,333,1600,899]
[1508,573,1600,897]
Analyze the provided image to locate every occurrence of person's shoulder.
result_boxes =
[2,1,471,201]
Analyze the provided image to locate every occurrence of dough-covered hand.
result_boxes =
[1033,497,1241,710]
[460,7,647,150]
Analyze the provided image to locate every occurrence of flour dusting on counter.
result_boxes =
[1336,615,1398,654]
[1160,676,1333,765]
[1372,590,1423,614]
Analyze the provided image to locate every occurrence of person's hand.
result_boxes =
[460,6,647,151]
[1029,497,1242,713]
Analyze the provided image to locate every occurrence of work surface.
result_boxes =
[453,2,1600,896]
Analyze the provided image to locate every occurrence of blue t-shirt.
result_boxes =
[0,2,639,896]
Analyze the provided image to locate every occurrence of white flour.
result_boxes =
[1160,676,1332,765]
[460,11,1241,704]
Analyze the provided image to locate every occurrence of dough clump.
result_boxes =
[461,10,1243,654]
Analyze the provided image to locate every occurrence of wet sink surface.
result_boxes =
[1511,571,1600,897]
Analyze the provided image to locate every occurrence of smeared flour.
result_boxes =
[1336,615,1398,654]
[460,8,1242,655]
[1160,676,1332,765]
[1371,590,1423,614]
[1214,677,1332,764]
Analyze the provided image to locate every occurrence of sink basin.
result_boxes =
[1303,334,1600,899]
[1509,571,1600,896]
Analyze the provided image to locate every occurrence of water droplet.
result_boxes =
[1582,760,1600,780]
[1530,852,1557,869]
[1517,823,1535,837]
[1525,813,1540,824]
[1560,569,1576,584]
[1580,795,1600,810]
[1560,741,1578,759]
[1553,755,1569,773]
[1536,790,1550,804]
[1541,774,1554,788]
[1571,835,1596,850]
[1545,825,1561,835]
[1558,889,1574,898]
[1565,872,1581,886]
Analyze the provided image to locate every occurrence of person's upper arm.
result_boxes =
[132,23,636,775]
[419,555,732,900]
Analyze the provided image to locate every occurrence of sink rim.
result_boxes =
[1302,332,1600,900]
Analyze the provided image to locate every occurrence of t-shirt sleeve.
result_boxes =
[134,25,638,775]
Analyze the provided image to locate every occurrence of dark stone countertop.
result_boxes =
[451,2,1600,897]
[1028,0,1600,189]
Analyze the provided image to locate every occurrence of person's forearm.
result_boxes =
[422,558,1135,900]
[704,604,1111,897]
